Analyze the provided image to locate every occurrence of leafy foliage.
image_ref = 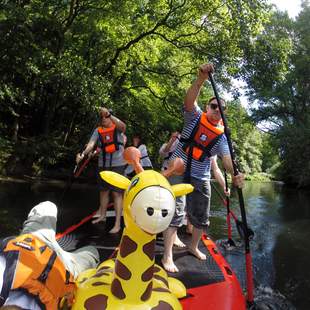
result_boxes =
[0,0,276,178]
[243,1,310,187]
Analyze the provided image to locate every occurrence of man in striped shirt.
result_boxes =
[162,63,244,273]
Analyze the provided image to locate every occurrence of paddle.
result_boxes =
[209,72,255,306]
[211,177,254,243]
[73,147,100,178]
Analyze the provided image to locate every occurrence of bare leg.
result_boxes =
[92,190,109,224]
[109,191,122,233]
[174,233,186,248]
[188,227,206,260]
[186,216,193,234]
[186,222,193,234]
[162,227,179,272]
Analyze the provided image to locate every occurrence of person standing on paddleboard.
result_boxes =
[162,63,244,273]
[76,107,126,234]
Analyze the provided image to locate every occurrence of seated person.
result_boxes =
[0,201,99,309]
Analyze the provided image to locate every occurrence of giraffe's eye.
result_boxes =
[162,209,168,217]
[146,207,154,216]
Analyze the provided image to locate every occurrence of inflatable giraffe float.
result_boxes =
[72,148,193,309]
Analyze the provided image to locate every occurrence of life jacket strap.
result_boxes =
[37,251,57,283]
[0,250,19,306]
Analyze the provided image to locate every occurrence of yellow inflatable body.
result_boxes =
[72,169,193,310]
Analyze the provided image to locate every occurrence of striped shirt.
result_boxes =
[170,105,230,181]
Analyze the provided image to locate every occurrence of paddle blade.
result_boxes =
[236,220,255,241]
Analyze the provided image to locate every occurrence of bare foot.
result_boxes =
[92,211,101,218]
[109,226,121,234]
[92,216,106,224]
[188,247,206,260]
[161,258,179,273]
[174,235,186,248]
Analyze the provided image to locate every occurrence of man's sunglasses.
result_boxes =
[210,103,226,111]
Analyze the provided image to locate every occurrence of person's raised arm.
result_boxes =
[184,63,214,112]
[101,108,126,133]
[110,114,126,132]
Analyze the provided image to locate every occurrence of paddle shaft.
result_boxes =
[223,170,234,241]
[209,72,254,304]
[210,178,234,242]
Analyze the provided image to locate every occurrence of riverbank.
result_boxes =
[1,173,276,182]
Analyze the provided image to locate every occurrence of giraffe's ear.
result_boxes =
[99,171,131,190]
[171,184,194,197]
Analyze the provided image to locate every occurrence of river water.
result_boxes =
[0,179,309,309]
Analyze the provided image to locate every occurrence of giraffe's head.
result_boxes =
[100,170,193,235]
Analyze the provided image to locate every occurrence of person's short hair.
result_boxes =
[0,306,25,310]
[207,96,226,105]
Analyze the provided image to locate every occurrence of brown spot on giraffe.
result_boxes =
[154,274,169,288]
[92,281,109,286]
[120,235,138,258]
[79,277,88,284]
[143,239,155,260]
[151,301,174,310]
[115,260,132,280]
[97,266,113,272]
[111,278,126,299]
[141,282,153,301]
[98,266,112,270]
[84,294,108,310]
[141,265,154,282]
[152,287,170,293]
[92,270,111,278]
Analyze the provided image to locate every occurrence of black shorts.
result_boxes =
[97,166,126,193]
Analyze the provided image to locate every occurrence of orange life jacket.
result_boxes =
[0,234,76,310]
[181,112,224,162]
[97,124,120,154]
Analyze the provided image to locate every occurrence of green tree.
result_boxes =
[242,1,310,187]
[0,0,269,176]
